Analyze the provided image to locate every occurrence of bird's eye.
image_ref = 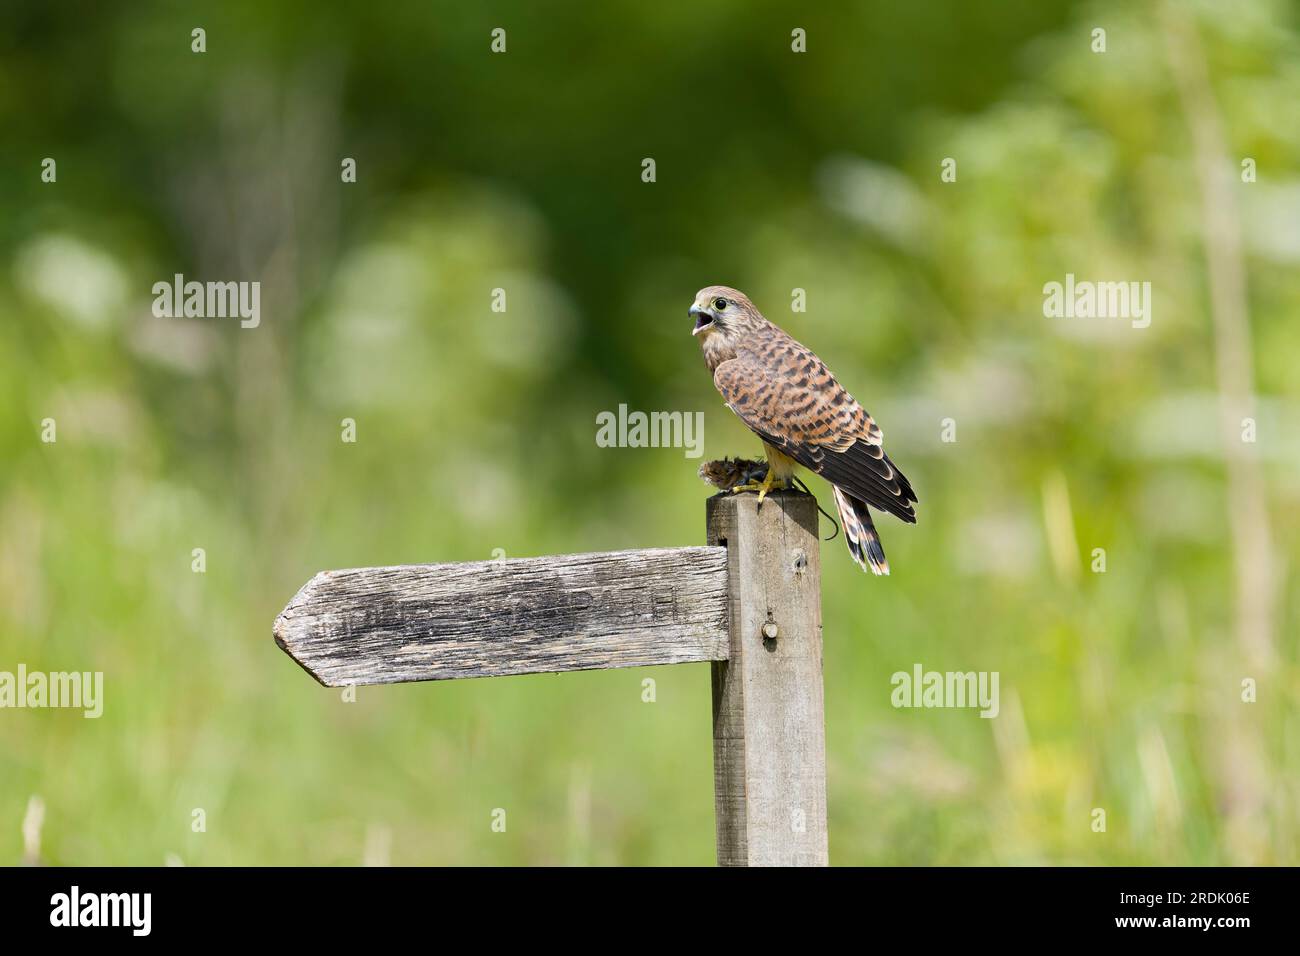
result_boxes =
[713,298,728,310]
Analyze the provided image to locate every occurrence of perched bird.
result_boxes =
[690,285,917,575]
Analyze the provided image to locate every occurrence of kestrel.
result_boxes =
[690,285,917,575]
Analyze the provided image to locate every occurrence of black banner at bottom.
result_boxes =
[0,865,1283,941]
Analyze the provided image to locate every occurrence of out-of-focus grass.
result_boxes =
[2,0,1298,865]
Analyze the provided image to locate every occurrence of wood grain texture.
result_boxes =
[708,491,828,867]
[273,547,729,686]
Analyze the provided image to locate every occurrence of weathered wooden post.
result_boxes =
[707,491,827,866]
[273,490,827,866]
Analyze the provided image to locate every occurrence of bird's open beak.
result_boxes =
[690,303,714,336]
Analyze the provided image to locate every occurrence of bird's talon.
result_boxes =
[736,473,787,504]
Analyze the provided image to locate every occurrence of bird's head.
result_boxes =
[689,286,765,348]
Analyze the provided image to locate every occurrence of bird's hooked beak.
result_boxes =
[690,303,714,336]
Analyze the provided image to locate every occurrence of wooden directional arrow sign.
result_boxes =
[273,492,827,866]
[274,546,730,686]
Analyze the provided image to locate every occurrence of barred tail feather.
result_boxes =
[832,485,890,576]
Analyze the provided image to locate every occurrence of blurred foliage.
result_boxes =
[1,0,1298,865]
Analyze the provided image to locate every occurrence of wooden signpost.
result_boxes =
[274,491,828,866]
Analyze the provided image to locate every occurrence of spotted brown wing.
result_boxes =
[713,344,917,523]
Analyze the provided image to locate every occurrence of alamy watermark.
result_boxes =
[1043,273,1151,329]
[152,273,260,328]
[50,886,150,936]
[595,404,704,458]
[1,665,103,718]
[891,663,999,718]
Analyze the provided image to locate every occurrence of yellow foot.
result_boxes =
[756,473,788,504]
[732,474,788,504]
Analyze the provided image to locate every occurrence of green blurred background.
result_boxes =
[2,0,1297,865]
